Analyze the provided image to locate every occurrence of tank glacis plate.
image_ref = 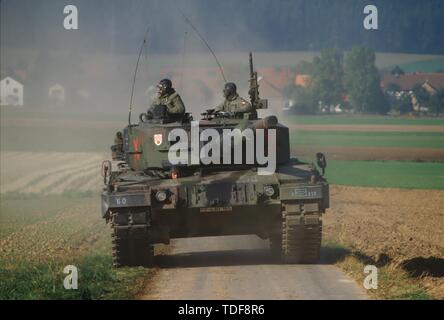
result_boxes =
[102,161,328,267]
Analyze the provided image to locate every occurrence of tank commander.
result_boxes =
[215,82,252,114]
[149,79,185,117]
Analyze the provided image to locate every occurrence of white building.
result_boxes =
[0,77,24,106]
[77,89,90,100]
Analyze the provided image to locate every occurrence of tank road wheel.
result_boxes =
[110,210,154,268]
[270,202,322,264]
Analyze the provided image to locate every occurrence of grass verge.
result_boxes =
[0,194,153,300]
[322,241,433,300]
[0,255,151,300]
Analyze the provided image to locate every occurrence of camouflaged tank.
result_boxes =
[101,53,329,267]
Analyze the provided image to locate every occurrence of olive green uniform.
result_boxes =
[152,91,185,115]
[215,94,252,113]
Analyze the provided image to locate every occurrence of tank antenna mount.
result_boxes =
[128,26,150,126]
[179,10,227,84]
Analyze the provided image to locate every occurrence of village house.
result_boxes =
[0,76,24,106]
[48,83,66,106]
[294,74,311,88]
[381,73,444,112]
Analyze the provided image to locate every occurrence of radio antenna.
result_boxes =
[179,30,188,91]
[128,26,150,126]
[179,10,227,84]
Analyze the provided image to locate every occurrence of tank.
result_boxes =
[100,53,329,267]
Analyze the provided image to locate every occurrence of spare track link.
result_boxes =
[111,210,153,268]
[272,201,322,264]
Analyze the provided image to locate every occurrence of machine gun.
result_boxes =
[248,52,268,111]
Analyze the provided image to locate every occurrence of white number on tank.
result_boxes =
[116,197,127,205]
[291,189,318,198]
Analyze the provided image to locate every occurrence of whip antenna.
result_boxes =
[179,10,227,83]
[129,26,150,126]
[179,30,188,91]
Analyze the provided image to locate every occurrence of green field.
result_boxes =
[324,160,444,190]
[393,57,444,73]
[0,195,150,299]
[1,112,443,299]
[2,112,444,190]
[291,131,444,149]
[2,113,444,152]
[3,126,442,153]
[4,106,444,126]
[287,115,444,190]
[286,115,444,126]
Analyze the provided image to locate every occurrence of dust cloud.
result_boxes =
[0,0,280,120]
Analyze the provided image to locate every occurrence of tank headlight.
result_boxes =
[156,190,167,202]
[264,185,275,197]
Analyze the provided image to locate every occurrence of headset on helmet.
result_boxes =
[158,79,172,90]
[223,82,237,98]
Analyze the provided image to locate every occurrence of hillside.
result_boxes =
[1,0,444,54]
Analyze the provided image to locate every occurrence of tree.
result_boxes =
[429,89,444,115]
[385,83,401,93]
[391,66,405,77]
[390,93,413,114]
[344,46,389,114]
[412,85,444,115]
[412,83,431,111]
[283,84,316,114]
[311,48,344,111]
[292,60,315,75]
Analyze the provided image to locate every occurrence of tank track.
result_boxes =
[270,201,322,264]
[110,210,153,268]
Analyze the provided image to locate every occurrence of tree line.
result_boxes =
[283,46,444,115]
[2,0,444,54]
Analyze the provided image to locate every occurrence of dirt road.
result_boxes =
[140,236,368,300]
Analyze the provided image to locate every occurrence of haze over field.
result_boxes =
[2,0,444,113]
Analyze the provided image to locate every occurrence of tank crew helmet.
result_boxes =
[223,82,237,98]
[157,78,173,96]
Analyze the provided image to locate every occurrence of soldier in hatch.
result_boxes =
[215,82,252,114]
[149,79,185,117]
